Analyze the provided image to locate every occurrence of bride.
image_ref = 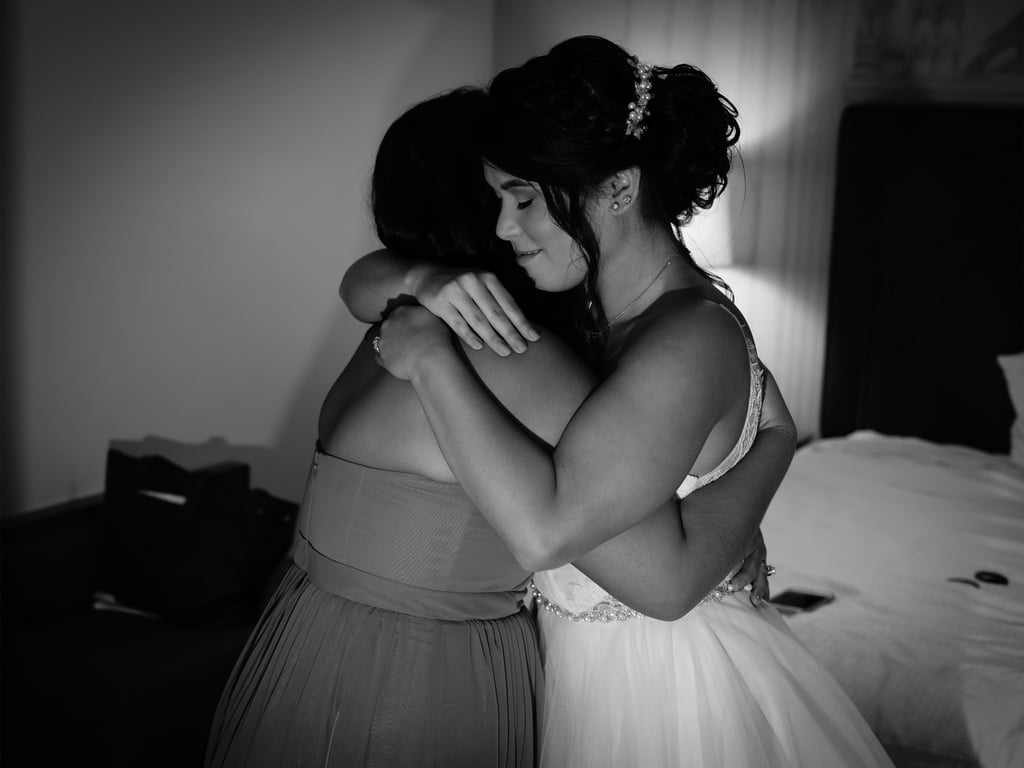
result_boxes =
[371,35,896,767]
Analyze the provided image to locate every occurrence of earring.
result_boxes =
[612,202,621,211]
[622,194,632,205]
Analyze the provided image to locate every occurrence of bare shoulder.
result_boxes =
[622,289,750,373]
[459,326,596,446]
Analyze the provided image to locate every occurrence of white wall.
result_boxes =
[8,0,496,515]
[13,0,1016,517]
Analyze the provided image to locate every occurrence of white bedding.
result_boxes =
[762,431,1024,768]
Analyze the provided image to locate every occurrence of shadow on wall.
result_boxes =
[10,1,496,514]
[253,14,497,505]
[2,0,17,516]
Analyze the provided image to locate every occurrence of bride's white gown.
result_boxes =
[531,300,894,768]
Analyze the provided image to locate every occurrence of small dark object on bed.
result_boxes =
[769,588,835,615]
[976,570,1009,585]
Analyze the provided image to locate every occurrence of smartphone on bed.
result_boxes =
[769,588,835,616]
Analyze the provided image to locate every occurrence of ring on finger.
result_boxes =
[371,335,382,355]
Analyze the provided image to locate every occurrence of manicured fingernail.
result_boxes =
[527,329,540,341]
[512,342,527,353]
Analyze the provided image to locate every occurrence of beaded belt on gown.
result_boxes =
[530,568,740,623]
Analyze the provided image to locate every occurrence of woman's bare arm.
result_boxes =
[575,425,794,620]
[378,298,752,571]
[454,328,794,618]
[340,248,536,353]
[572,370,795,619]
[339,249,414,322]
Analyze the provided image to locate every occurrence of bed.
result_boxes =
[760,103,1024,768]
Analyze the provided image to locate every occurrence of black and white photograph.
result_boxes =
[3,2,1023,767]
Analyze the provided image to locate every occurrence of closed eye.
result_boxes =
[517,198,534,210]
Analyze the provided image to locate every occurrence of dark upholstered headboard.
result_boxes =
[821,103,1024,454]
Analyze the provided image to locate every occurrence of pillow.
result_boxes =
[997,352,1024,467]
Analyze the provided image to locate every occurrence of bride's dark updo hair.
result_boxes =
[474,35,740,348]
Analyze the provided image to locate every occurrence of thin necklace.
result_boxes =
[605,256,674,327]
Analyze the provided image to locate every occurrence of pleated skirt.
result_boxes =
[206,563,541,768]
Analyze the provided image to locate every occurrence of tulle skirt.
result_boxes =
[206,563,541,768]
[537,593,894,768]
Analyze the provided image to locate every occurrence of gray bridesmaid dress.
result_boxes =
[205,445,540,768]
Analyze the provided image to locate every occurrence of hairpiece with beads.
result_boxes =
[625,57,653,139]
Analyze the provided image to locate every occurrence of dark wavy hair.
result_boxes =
[473,35,740,355]
[370,87,578,344]
[371,87,496,267]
